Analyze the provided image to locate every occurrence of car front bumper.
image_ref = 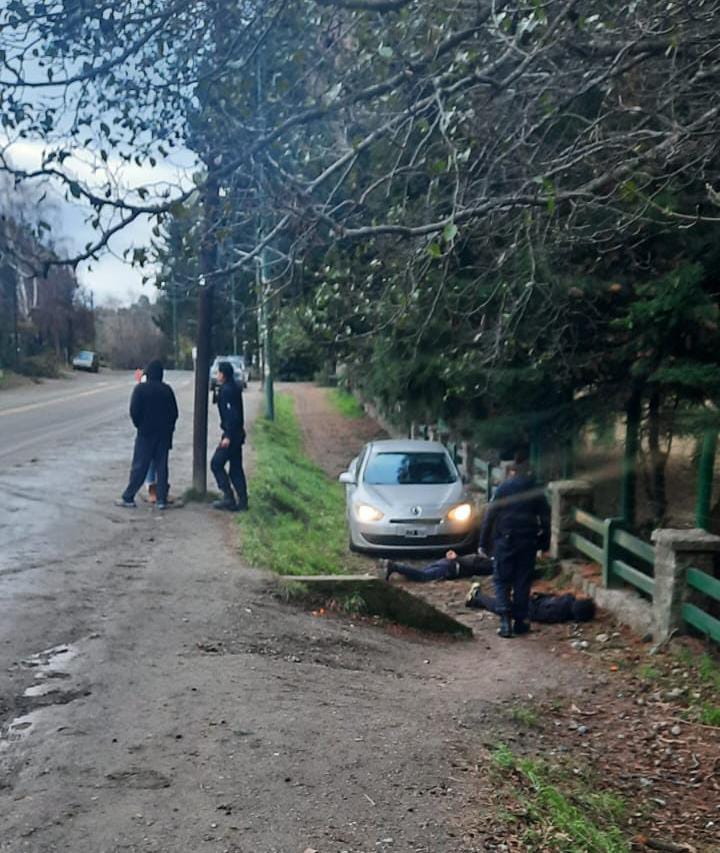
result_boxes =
[354,518,477,552]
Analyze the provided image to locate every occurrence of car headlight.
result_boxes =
[355,503,384,523]
[447,503,473,523]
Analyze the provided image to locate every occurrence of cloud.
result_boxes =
[2,137,198,305]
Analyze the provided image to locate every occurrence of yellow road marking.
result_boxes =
[0,375,194,419]
[0,382,121,417]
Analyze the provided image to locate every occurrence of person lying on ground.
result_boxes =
[465,584,596,624]
[380,550,493,583]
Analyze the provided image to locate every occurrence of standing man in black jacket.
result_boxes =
[210,361,248,512]
[117,360,178,510]
[478,450,551,638]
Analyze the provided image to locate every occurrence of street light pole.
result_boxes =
[256,48,274,421]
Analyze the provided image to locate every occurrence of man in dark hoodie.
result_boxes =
[210,361,248,511]
[116,360,178,510]
[478,449,551,638]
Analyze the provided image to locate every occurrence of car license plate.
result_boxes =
[405,528,427,538]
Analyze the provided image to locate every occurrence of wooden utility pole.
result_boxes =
[191,169,220,494]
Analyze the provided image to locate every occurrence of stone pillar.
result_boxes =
[547,480,594,559]
[650,528,720,643]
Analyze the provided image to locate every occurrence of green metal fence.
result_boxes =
[683,568,720,643]
[569,508,655,598]
[569,506,720,643]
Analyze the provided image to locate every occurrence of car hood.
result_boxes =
[360,482,466,514]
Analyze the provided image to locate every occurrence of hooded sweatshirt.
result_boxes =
[129,360,178,444]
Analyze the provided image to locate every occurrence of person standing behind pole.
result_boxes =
[211,361,248,512]
[478,449,551,638]
[116,360,178,510]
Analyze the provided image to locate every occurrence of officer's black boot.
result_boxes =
[212,493,238,511]
[513,619,531,635]
[497,614,513,638]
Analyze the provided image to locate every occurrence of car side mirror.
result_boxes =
[338,472,356,485]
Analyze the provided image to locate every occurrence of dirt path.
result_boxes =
[281,382,387,479]
[279,382,720,852]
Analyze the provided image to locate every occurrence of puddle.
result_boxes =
[1,641,85,751]
[0,711,41,751]
[21,643,79,672]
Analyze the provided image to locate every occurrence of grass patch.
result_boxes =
[638,663,662,681]
[490,744,631,852]
[510,704,540,728]
[327,387,364,419]
[239,393,349,576]
[697,652,720,690]
[699,703,720,726]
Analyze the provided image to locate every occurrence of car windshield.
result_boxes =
[77,351,93,359]
[363,451,457,485]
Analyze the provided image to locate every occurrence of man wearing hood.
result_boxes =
[116,360,179,510]
[478,449,551,638]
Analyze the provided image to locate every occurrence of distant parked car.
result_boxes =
[209,355,248,392]
[339,438,478,553]
[71,350,99,373]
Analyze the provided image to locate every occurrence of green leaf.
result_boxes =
[427,242,442,258]
[378,45,394,59]
[443,223,458,242]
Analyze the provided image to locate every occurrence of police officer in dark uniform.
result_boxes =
[478,450,551,638]
[210,361,248,511]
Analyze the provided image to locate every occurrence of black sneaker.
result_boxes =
[212,498,238,511]
[114,498,136,508]
[513,620,531,635]
[497,614,513,638]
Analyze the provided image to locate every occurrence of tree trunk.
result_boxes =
[646,386,668,525]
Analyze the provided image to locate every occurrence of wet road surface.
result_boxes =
[0,371,194,577]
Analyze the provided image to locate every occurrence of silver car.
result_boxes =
[210,355,248,392]
[339,439,478,553]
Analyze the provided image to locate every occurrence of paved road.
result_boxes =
[0,370,196,577]
[0,371,147,464]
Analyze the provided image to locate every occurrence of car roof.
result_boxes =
[366,439,450,454]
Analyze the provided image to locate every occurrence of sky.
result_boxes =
[3,139,196,306]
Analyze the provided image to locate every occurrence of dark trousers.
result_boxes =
[122,434,170,503]
[492,539,538,621]
[392,558,454,582]
[211,442,247,507]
